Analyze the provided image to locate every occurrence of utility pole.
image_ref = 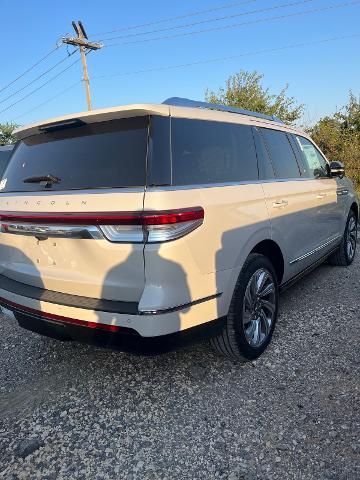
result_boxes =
[62,21,102,111]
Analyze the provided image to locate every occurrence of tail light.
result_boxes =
[100,208,204,243]
[0,208,204,243]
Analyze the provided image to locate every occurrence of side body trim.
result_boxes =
[139,293,221,315]
[280,244,340,292]
[289,235,342,265]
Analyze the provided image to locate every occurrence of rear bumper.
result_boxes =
[10,308,224,355]
[0,280,222,340]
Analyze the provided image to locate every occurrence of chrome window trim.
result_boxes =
[146,177,316,192]
[0,186,146,197]
[0,177,321,195]
[289,235,342,265]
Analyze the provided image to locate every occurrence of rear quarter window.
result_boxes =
[171,118,258,185]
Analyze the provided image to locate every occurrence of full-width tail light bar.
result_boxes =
[0,208,204,243]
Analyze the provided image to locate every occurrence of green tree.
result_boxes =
[205,70,304,124]
[336,91,360,131]
[0,122,18,145]
[309,91,360,194]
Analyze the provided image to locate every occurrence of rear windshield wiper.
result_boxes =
[23,174,61,188]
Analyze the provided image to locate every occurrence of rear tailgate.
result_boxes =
[0,191,145,302]
[0,117,149,304]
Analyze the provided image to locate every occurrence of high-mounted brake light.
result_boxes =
[0,208,204,243]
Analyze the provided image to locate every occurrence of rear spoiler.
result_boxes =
[14,104,170,140]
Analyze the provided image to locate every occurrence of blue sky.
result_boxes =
[1,0,359,126]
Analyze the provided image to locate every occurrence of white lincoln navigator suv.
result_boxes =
[0,98,358,360]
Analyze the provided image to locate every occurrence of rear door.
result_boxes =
[255,126,319,281]
[0,117,149,303]
[142,117,270,319]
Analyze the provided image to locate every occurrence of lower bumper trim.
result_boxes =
[0,296,134,334]
[0,274,138,314]
[2,297,226,355]
[0,274,220,316]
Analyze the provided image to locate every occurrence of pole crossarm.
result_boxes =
[62,37,103,50]
[61,21,102,110]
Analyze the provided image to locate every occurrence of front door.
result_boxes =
[291,134,344,252]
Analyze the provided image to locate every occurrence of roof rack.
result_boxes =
[163,97,284,124]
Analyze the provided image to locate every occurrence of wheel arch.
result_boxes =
[250,239,285,284]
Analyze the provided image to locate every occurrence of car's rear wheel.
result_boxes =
[210,253,279,360]
[328,210,357,266]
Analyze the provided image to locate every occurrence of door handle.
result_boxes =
[272,200,289,208]
[316,192,328,199]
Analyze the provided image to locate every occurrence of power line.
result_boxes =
[94,33,360,80]
[11,33,359,122]
[98,0,317,42]
[0,45,60,95]
[104,0,360,48]
[89,0,259,38]
[12,81,82,122]
[0,51,77,106]
[0,56,83,116]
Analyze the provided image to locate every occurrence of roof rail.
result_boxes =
[163,97,284,124]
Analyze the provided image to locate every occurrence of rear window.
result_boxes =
[171,118,258,185]
[260,128,301,179]
[0,117,149,192]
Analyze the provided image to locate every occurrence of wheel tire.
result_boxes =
[210,253,279,361]
[328,210,357,266]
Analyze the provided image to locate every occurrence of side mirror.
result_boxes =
[329,161,345,179]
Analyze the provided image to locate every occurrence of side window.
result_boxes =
[171,118,258,185]
[260,128,301,179]
[294,135,329,179]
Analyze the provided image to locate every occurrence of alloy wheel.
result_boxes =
[242,268,276,347]
[346,216,357,261]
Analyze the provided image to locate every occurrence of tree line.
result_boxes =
[1,70,359,194]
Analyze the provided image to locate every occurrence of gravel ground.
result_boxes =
[0,254,359,480]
